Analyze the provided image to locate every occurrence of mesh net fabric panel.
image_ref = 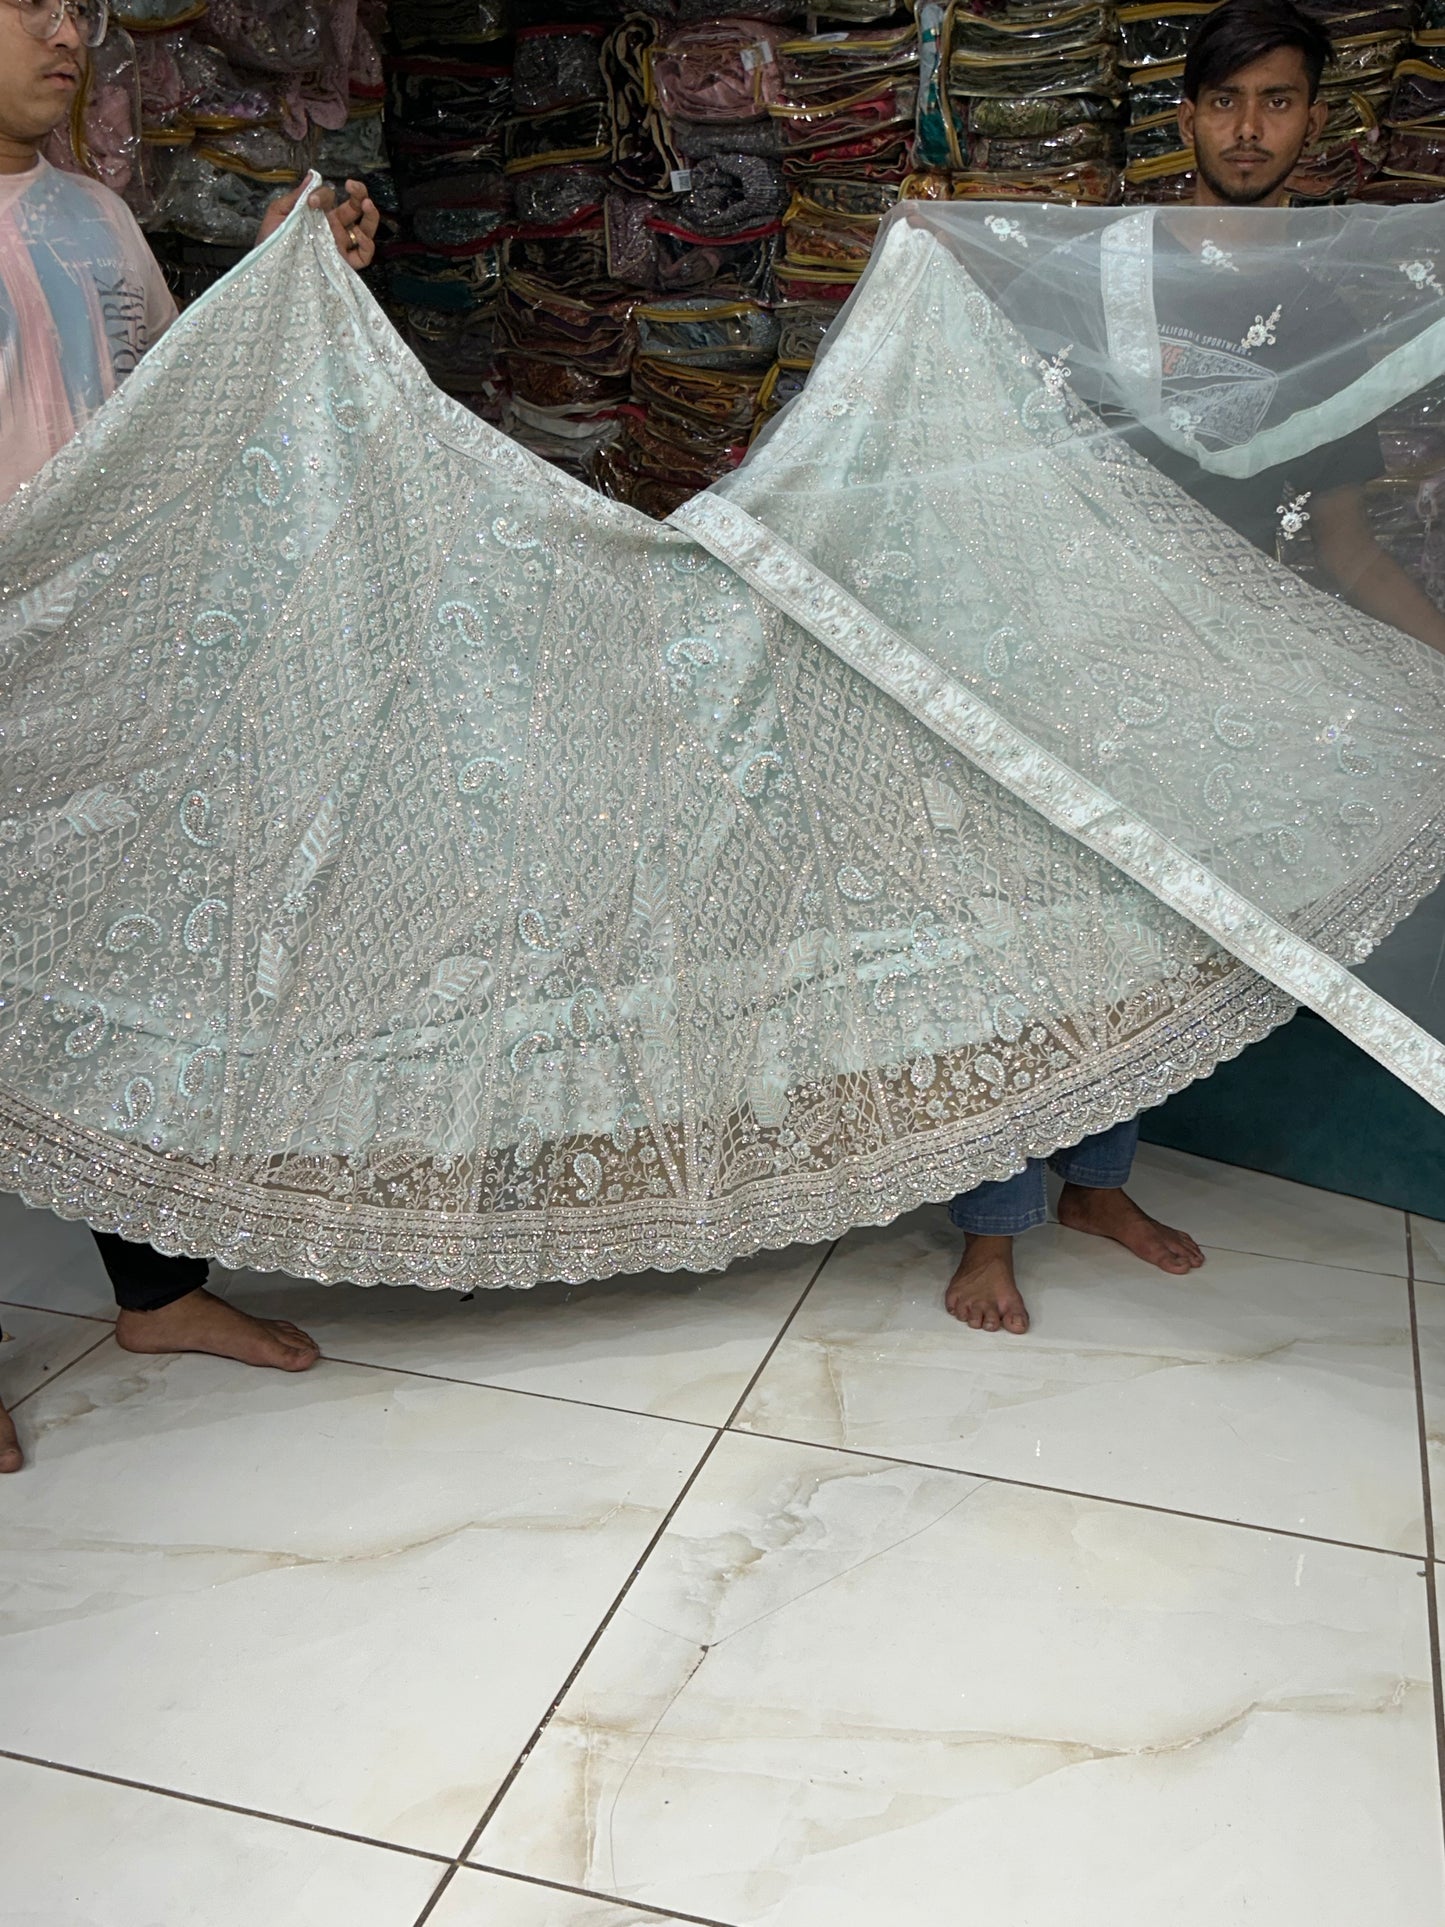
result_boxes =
[1,200,1443,1287]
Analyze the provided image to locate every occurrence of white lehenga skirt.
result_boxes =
[0,199,1441,1287]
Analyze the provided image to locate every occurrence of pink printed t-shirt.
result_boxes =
[0,155,177,507]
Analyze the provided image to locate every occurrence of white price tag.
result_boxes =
[670,168,693,192]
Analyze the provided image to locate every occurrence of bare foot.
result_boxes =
[945,1234,1030,1334]
[115,1287,319,1372]
[0,1397,22,1473]
[1056,1183,1205,1275]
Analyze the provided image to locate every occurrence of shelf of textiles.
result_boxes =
[375,0,920,513]
[913,0,1123,203]
[40,0,395,301]
[40,0,1445,519]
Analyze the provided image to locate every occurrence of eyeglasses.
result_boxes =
[7,0,108,48]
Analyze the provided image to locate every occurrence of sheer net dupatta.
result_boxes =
[685,202,1445,1109]
[0,199,1440,1292]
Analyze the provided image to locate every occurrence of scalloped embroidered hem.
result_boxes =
[0,963,1301,1290]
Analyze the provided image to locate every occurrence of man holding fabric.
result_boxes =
[0,0,380,1468]
[947,0,1445,1334]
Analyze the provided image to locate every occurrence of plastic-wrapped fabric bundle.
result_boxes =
[500,273,637,378]
[504,354,630,411]
[649,20,785,122]
[937,0,1123,202]
[133,30,195,138]
[383,49,511,337]
[770,21,919,175]
[776,21,920,99]
[1122,56,1194,200]
[501,392,624,481]
[774,296,836,366]
[780,181,894,284]
[509,218,614,293]
[179,39,277,132]
[5,197,1445,1286]
[387,58,512,148]
[1384,54,1445,196]
[511,164,608,226]
[194,123,306,182]
[395,305,505,392]
[1116,2,1214,69]
[605,193,777,292]
[112,0,206,24]
[397,143,509,215]
[670,114,784,159]
[153,144,279,241]
[504,100,613,170]
[389,0,509,50]
[613,352,770,504]
[196,0,325,75]
[314,108,391,183]
[603,15,685,196]
[385,237,505,309]
[675,151,788,234]
[512,24,607,113]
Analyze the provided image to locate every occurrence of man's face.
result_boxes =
[0,1,85,157]
[1179,46,1328,206]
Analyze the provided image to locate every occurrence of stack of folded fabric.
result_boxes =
[1283,1,1406,202]
[573,13,791,509]
[498,13,633,472]
[594,294,780,515]
[739,20,914,424]
[925,0,1122,205]
[1117,3,1199,200]
[386,50,511,300]
[1377,4,1445,199]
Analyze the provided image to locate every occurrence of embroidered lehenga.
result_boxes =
[0,194,1441,1286]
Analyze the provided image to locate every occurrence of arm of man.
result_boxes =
[1310,482,1445,654]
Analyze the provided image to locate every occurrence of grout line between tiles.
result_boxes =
[469,1859,744,1926]
[1410,1213,1445,1291]
[727,1421,1429,1564]
[409,1241,839,1927]
[1405,1219,1445,1858]
[312,1352,720,1432]
[6,1328,116,1413]
[0,1296,114,1323]
[0,1747,453,1865]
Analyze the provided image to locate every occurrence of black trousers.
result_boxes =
[92,1232,207,1312]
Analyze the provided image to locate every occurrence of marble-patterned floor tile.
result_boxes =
[1128,1145,1409,1276]
[213,1245,824,1425]
[0,1302,109,1413]
[435,1866,696,1926]
[1411,1215,1445,1285]
[0,1755,440,1926]
[736,1208,1424,1550]
[480,1433,1442,1927]
[0,1189,119,1317]
[0,1341,707,1854]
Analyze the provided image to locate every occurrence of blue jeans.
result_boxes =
[948,1118,1140,1238]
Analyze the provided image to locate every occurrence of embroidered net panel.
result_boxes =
[0,198,1442,1288]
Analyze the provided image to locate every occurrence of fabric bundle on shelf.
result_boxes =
[923,0,1123,204]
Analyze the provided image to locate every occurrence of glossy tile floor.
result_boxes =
[3,1144,1444,1926]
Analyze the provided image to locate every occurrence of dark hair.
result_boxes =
[1182,0,1336,101]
